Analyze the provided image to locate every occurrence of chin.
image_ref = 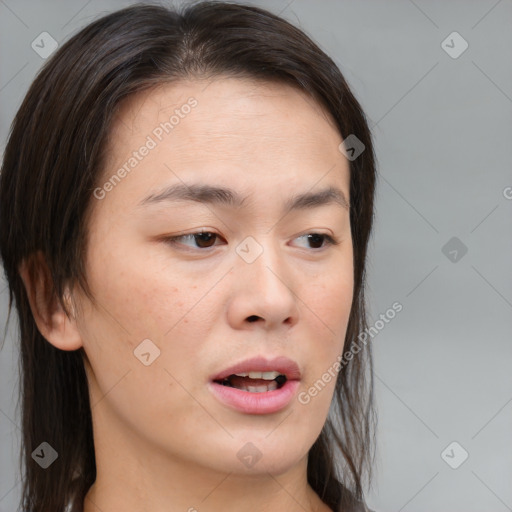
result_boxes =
[221,432,312,476]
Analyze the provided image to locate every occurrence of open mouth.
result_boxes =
[214,371,288,393]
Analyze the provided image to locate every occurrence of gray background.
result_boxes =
[1,1,511,511]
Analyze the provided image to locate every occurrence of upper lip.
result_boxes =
[211,356,301,381]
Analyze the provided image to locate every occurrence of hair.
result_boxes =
[0,2,377,511]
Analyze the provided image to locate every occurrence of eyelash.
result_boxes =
[163,230,340,252]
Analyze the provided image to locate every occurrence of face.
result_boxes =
[74,77,353,478]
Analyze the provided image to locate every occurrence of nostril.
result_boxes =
[247,315,260,323]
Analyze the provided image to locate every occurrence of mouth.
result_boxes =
[208,356,301,414]
[214,371,288,393]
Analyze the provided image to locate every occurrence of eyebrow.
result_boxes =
[138,183,350,213]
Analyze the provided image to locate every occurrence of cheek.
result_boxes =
[298,260,353,391]
[79,242,221,393]
[77,253,213,428]
[82,233,191,336]
[301,263,353,336]
[312,280,352,325]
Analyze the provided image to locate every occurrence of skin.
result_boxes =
[20,77,353,512]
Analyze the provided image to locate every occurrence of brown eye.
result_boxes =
[294,233,338,250]
[306,233,326,249]
[164,231,223,250]
[191,232,218,248]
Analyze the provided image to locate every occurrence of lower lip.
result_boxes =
[208,379,300,415]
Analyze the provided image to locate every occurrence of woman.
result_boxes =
[0,2,377,511]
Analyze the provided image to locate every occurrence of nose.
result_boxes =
[225,236,299,331]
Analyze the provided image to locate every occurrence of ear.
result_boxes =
[18,250,83,351]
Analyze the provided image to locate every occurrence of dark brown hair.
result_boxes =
[0,2,377,511]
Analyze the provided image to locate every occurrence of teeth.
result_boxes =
[220,378,281,392]
[246,381,278,392]
[246,371,281,380]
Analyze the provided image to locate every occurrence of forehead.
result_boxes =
[106,76,342,158]
[94,77,349,217]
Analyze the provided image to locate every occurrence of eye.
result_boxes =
[163,231,340,251]
[293,233,340,250]
[164,231,223,250]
